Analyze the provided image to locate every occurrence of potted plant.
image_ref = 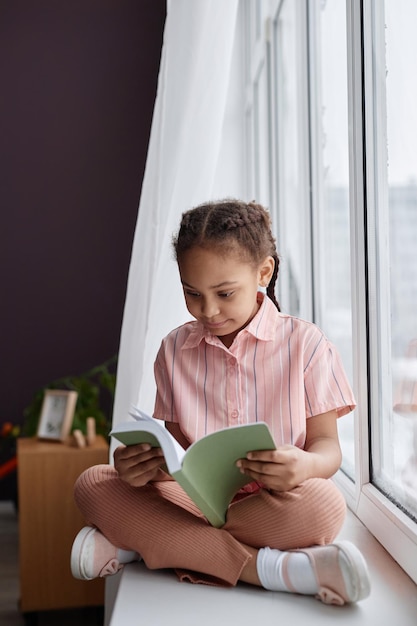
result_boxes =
[22,355,118,439]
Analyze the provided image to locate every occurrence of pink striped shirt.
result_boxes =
[153,293,355,449]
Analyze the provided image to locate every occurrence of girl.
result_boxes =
[71,199,370,605]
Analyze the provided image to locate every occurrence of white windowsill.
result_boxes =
[105,509,417,626]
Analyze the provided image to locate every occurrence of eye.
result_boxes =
[184,289,200,298]
[219,291,234,298]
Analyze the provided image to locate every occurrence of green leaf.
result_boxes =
[22,354,118,438]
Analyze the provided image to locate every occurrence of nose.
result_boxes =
[201,297,220,319]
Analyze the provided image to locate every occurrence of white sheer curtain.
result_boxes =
[112,0,244,429]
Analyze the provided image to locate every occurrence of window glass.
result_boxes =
[371,0,417,520]
[273,0,309,318]
[253,60,270,206]
[314,1,355,476]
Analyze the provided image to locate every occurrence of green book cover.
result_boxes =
[110,408,276,527]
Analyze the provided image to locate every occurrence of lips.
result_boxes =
[205,320,228,330]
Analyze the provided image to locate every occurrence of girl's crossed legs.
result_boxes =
[71,465,370,604]
[72,464,369,603]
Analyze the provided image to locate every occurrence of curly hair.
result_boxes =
[173,199,280,310]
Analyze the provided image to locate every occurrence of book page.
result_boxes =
[126,408,186,470]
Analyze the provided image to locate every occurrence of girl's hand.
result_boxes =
[113,443,166,488]
[237,410,342,491]
[236,445,311,492]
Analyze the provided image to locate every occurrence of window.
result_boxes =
[365,0,417,521]
[243,0,417,584]
[272,0,312,320]
[244,0,271,207]
[308,0,354,477]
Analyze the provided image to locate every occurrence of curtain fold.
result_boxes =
[112,0,242,428]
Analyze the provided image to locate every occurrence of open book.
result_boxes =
[110,408,276,528]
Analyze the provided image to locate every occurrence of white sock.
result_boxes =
[257,547,318,594]
[116,548,141,564]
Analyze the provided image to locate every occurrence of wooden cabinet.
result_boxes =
[17,437,109,612]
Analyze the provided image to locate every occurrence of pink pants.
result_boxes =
[74,465,346,586]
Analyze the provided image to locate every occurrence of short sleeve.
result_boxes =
[304,339,356,418]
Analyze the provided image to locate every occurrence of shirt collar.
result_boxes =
[181,292,278,350]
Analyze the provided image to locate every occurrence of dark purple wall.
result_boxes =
[0,2,166,432]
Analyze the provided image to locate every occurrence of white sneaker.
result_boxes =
[71,526,124,580]
[283,541,371,605]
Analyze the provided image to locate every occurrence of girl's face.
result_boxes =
[178,246,274,348]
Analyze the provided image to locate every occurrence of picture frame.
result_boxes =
[37,390,78,442]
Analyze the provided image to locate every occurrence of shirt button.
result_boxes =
[230,410,239,419]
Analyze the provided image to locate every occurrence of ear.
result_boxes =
[258,256,275,287]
